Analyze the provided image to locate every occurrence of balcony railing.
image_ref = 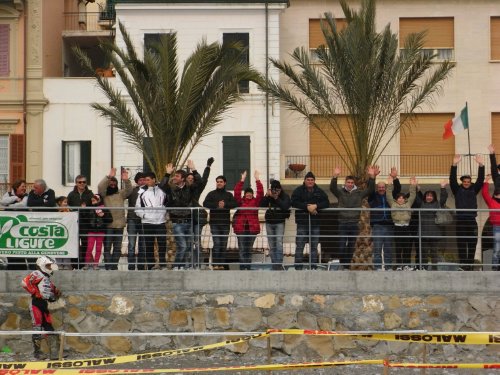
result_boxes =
[284,154,494,178]
[63,12,114,33]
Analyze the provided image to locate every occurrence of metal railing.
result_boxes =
[63,12,114,33]
[0,206,496,271]
[285,154,495,178]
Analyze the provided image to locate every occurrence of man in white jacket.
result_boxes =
[135,172,168,270]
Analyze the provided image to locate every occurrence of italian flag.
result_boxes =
[443,105,469,140]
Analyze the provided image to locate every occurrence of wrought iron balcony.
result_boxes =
[63,11,114,34]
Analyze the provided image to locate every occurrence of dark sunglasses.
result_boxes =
[77,181,87,184]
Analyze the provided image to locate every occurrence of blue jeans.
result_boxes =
[173,223,192,268]
[237,231,256,270]
[142,223,167,269]
[104,228,124,270]
[493,225,500,270]
[211,224,230,268]
[295,223,320,270]
[127,219,145,270]
[266,222,284,270]
[372,224,393,270]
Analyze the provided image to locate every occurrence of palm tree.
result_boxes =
[263,0,454,269]
[264,0,454,178]
[73,21,262,178]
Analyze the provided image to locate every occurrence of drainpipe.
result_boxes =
[22,0,28,180]
[265,0,270,183]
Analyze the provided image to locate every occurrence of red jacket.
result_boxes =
[482,182,500,226]
[233,180,264,234]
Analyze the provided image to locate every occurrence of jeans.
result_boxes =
[394,225,412,267]
[211,224,230,268]
[142,223,167,270]
[237,232,256,270]
[493,225,500,270]
[338,221,358,267]
[372,224,393,270]
[266,222,284,270]
[455,217,478,270]
[173,223,192,268]
[127,218,145,270]
[103,228,124,270]
[295,223,320,270]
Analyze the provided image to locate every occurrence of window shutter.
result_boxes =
[222,136,250,189]
[80,141,91,185]
[0,24,9,77]
[399,18,454,48]
[62,141,67,185]
[309,18,347,49]
[9,134,24,182]
[491,17,500,60]
[142,137,154,173]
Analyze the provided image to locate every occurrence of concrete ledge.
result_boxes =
[2,270,499,294]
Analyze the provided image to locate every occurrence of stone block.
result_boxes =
[383,312,402,329]
[212,307,230,329]
[168,310,189,328]
[191,307,206,332]
[362,295,384,313]
[254,294,276,309]
[0,313,20,331]
[232,307,262,331]
[267,310,297,329]
[297,311,317,330]
[103,336,132,354]
[216,295,234,305]
[305,336,334,358]
[108,295,135,315]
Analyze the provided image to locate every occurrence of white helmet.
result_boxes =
[36,256,58,274]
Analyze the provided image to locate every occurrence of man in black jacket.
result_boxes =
[203,175,238,270]
[260,180,291,270]
[291,172,329,270]
[67,175,94,269]
[449,154,484,270]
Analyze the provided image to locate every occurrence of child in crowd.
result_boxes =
[386,176,417,270]
[55,196,72,269]
[233,170,264,270]
[85,194,110,270]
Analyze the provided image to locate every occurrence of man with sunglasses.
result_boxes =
[67,175,94,269]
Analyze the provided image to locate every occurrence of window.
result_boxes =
[223,136,250,189]
[142,137,155,174]
[400,113,455,176]
[0,136,8,183]
[309,18,346,64]
[222,33,249,93]
[399,17,455,61]
[491,17,500,61]
[144,33,170,57]
[492,113,500,146]
[0,24,10,77]
[62,141,91,185]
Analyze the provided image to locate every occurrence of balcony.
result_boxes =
[63,12,114,36]
[284,154,494,179]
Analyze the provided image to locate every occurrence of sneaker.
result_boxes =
[396,267,403,271]
[93,265,100,270]
[403,266,414,271]
[81,266,89,270]
[172,267,181,271]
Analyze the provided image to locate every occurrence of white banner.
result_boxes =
[0,211,79,257]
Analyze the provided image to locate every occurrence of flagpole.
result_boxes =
[466,102,472,175]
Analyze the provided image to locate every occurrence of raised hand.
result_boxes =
[488,144,495,154]
[440,179,448,188]
[187,160,195,170]
[485,174,492,183]
[254,170,260,181]
[475,154,484,166]
[241,170,247,182]
[121,168,129,180]
[333,167,341,177]
[165,163,174,174]
[207,157,215,167]
[410,176,417,186]
[109,168,117,178]
[453,154,462,166]
[390,167,398,179]
[367,165,379,177]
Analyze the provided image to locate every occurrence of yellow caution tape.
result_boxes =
[268,329,500,345]
[0,333,268,370]
[0,360,384,374]
[385,362,500,369]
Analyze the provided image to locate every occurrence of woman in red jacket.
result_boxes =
[482,175,500,270]
[233,170,264,270]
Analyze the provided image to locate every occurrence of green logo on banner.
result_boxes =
[0,215,69,250]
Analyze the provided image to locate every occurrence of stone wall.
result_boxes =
[0,271,498,369]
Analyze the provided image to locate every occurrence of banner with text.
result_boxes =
[0,212,78,258]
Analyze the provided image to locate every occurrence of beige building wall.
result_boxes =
[280,0,500,179]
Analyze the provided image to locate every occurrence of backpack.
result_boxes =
[21,272,43,298]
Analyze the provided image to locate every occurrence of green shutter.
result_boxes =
[222,136,250,189]
[80,141,91,185]
[62,141,67,185]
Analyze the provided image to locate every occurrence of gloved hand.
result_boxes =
[207,157,215,167]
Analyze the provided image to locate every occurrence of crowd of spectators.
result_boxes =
[1,149,499,271]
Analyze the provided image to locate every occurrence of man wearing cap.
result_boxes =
[260,179,291,270]
[291,171,330,270]
[449,154,484,270]
[98,168,132,270]
[330,165,378,269]
[126,172,146,270]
